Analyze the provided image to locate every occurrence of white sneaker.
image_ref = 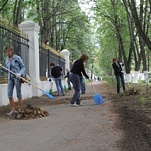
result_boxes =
[78,103,84,106]
[69,103,79,107]
[6,110,15,116]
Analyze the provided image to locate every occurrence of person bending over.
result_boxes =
[50,62,65,96]
[70,54,89,106]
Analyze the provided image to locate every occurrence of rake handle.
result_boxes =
[2,65,41,90]
[90,80,96,94]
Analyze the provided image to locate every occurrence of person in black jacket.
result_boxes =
[50,63,64,96]
[70,54,89,106]
[112,58,125,93]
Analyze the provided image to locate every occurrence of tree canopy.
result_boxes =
[0,0,151,77]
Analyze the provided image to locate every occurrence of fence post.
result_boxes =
[47,49,50,77]
[19,20,41,96]
[60,49,70,73]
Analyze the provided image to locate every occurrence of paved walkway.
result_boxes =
[0,81,122,151]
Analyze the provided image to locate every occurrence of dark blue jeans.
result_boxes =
[69,73,81,104]
[8,78,22,99]
[115,73,125,93]
[54,76,64,96]
[80,77,85,93]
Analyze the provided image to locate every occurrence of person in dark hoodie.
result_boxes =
[50,63,65,96]
[112,58,125,94]
[69,54,89,106]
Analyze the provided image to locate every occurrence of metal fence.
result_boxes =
[39,46,65,78]
[0,23,29,82]
[0,21,65,82]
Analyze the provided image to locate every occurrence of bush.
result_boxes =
[101,76,116,85]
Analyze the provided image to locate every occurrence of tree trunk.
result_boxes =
[13,0,24,26]
[128,0,151,51]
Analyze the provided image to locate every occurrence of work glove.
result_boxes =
[16,73,21,79]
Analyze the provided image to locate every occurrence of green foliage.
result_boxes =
[101,75,116,85]
[91,0,132,76]
[1,0,151,77]
[0,0,96,64]
[0,0,14,22]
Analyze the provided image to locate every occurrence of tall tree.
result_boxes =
[13,0,24,26]
[128,0,151,51]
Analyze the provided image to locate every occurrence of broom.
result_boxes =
[90,81,104,105]
[2,66,55,99]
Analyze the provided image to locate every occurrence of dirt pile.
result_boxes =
[12,104,49,120]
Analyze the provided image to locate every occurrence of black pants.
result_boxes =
[115,73,125,93]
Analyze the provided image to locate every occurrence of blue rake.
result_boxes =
[93,93,104,105]
[41,89,55,99]
[91,81,105,105]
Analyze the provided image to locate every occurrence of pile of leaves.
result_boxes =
[124,87,139,95]
[13,104,49,120]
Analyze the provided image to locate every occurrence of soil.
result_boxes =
[0,81,151,151]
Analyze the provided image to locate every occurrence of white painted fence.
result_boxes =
[125,71,149,84]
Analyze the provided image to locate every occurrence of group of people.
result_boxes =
[50,54,89,107]
[0,44,126,116]
[48,56,126,102]
[0,44,90,116]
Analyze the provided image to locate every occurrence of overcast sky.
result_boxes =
[78,0,95,17]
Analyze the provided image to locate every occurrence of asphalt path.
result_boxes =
[0,81,122,151]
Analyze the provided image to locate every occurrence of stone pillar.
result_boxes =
[60,49,70,72]
[19,20,41,96]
